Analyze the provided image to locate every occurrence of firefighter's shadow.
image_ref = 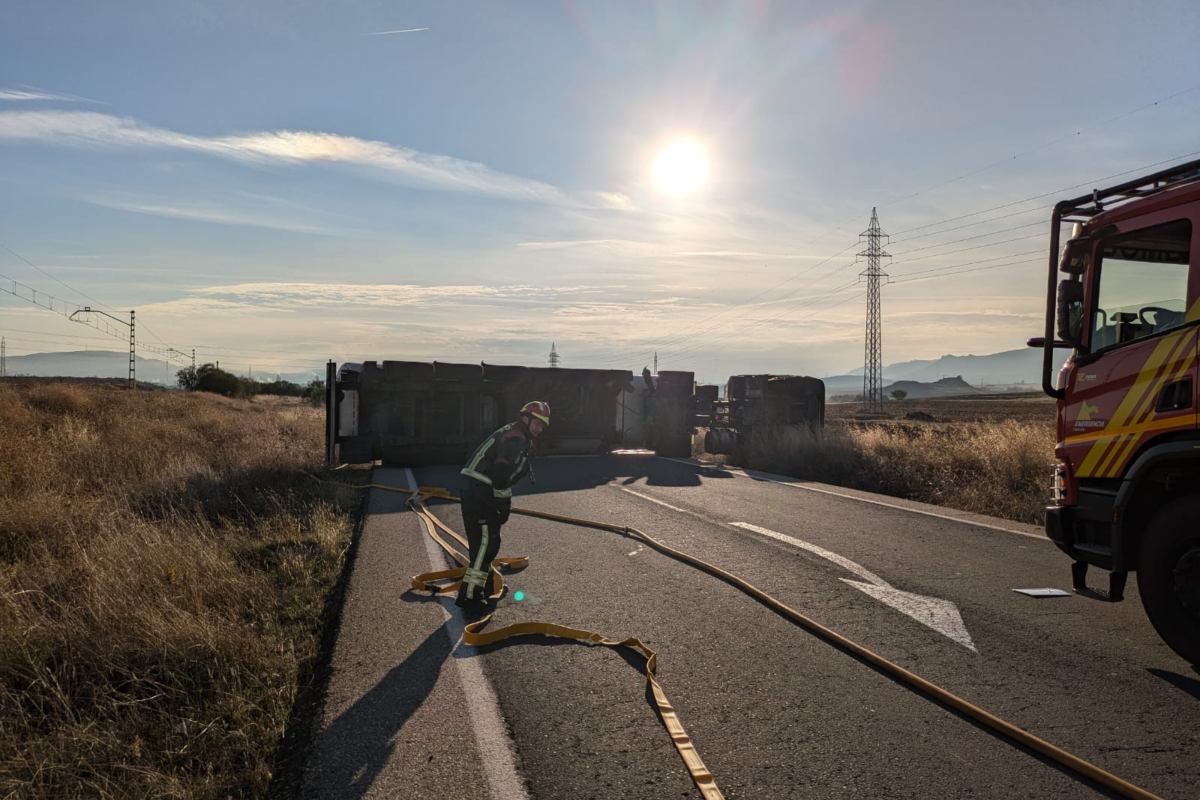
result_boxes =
[309,620,454,799]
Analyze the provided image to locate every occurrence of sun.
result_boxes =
[652,139,709,196]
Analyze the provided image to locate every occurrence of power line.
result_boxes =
[568,241,862,367]
[887,232,1044,269]
[575,147,1200,371]
[890,148,1200,237]
[890,255,1043,285]
[659,278,864,362]
[0,241,120,314]
[662,288,868,364]
[869,83,1200,213]
[577,244,863,368]
[888,204,1049,245]
[887,220,1045,257]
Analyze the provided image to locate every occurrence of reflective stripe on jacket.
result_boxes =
[460,422,531,496]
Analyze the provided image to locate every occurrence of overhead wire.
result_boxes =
[0,240,122,314]
[660,282,866,362]
[869,82,1200,214]
[566,146,1200,370]
[886,220,1045,257]
[890,148,1200,237]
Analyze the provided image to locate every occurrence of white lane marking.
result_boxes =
[725,521,887,586]
[730,522,977,652]
[660,456,1044,540]
[403,468,531,800]
[618,486,692,515]
[617,484,977,651]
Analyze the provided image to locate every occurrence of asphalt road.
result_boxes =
[306,455,1199,800]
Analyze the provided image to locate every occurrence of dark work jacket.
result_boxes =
[460,422,532,501]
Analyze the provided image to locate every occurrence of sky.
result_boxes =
[2,0,1199,384]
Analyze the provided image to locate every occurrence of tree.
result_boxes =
[305,379,325,407]
[177,363,243,397]
[890,389,908,401]
[176,365,198,390]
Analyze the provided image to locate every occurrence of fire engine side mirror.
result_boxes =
[1056,278,1085,349]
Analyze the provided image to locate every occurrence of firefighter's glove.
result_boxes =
[497,498,512,525]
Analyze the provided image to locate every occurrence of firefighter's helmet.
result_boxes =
[519,400,551,426]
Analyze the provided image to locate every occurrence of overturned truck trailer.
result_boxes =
[704,374,826,455]
[324,360,694,466]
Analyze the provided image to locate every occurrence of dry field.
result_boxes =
[826,392,1057,424]
[0,379,361,799]
[702,394,1056,525]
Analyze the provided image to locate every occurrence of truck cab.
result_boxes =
[1035,159,1200,666]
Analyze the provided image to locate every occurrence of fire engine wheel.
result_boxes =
[1136,495,1200,667]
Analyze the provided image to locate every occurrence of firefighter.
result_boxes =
[455,400,550,613]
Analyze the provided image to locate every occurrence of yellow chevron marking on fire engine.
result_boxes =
[1066,413,1200,447]
[1075,332,1189,476]
[1090,333,1195,477]
[1188,296,1200,323]
[1099,332,1200,477]
[1100,435,1142,479]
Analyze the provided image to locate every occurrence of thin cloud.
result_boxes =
[516,239,628,250]
[671,250,828,260]
[86,196,348,236]
[191,282,501,309]
[363,27,430,35]
[0,86,102,103]
[0,110,575,204]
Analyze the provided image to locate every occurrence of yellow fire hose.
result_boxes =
[360,479,1163,800]
[405,492,721,799]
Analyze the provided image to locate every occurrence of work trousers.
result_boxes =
[456,492,506,604]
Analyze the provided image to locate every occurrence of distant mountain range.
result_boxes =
[1,350,320,386]
[822,347,1044,394]
[5,346,1047,395]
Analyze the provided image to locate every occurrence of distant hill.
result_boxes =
[824,347,1043,392]
[4,350,175,384]
[885,376,981,399]
[2,350,319,386]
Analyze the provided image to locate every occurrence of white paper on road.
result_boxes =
[1012,588,1072,598]
[729,522,978,652]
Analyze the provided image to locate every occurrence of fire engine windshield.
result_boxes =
[1090,220,1191,350]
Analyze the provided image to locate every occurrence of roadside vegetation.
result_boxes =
[0,379,360,798]
[704,414,1054,525]
[176,362,325,403]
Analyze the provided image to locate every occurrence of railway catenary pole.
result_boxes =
[70,307,136,389]
[858,208,891,414]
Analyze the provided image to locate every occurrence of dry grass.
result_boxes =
[825,393,1056,424]
[714,419,1053,525]
[0,380,360,799]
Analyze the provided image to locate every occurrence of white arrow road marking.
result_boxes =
[616,487,978,651]
[729,522,976,652]
[842,581,977,651]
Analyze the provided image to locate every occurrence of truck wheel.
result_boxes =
[1137,495,1200,666]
